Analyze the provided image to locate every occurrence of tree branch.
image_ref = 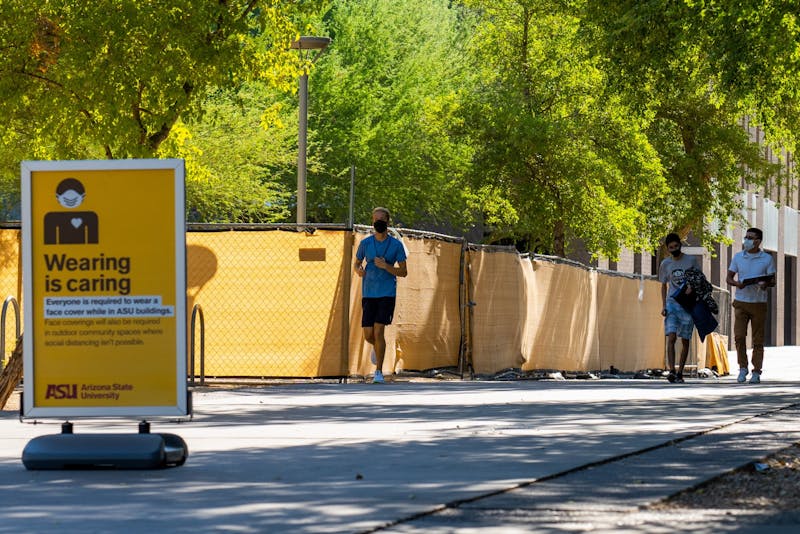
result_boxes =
[17,67,63,88]
[18,65,100,136]
[132,83,148,146]
[147,81,194,151]
[238,0,260,24]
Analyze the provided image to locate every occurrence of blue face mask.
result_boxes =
[743,238,754,250]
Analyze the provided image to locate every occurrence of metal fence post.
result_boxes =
[341,232,354,381]
[189,304,205,386]
[1,296,21,371]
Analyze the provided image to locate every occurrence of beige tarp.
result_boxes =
[0,227,727,377]
[595,273,665,372]
[525,258,601,372]
[348,232,462,376]
[703,333,730,375]
[469,249,670,374]
[0,229,22,363]
[467,248,529,372]
[187,229,351,376]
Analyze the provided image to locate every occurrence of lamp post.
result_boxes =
[291,36,331,224]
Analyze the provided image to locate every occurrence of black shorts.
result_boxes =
[361,297,396,327]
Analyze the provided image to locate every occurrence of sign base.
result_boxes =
[22,432,188,470]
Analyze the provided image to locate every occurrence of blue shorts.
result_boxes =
[362,297,396,327]
[665,299,694,340]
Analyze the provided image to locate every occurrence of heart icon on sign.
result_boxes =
[71,218,83,228]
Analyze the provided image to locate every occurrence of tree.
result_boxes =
[302,0,476,229]
[0,0,318,218]
[458,0,667,257]
[161,83,297,222]
[583,0,800,151]
[580,0,787,247]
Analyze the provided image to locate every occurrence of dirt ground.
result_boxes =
[652,442,800,512]
[0,389,19,412]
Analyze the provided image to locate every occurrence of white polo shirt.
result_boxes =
[728,249,776,303]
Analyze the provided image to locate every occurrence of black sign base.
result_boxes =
[22,433,188,470]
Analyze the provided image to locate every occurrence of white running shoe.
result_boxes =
[749,371,761,384]
[373,370,385,383]
[737,368,748,383]
[370,349,376,365]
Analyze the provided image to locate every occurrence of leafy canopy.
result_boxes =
[0,1,315,157]
[458,0,667,257]
[0,0,320,219]
[303,0,476,228]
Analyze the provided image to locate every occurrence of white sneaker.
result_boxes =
[373,370,385,383]
[750,371,761,384]
[370,349,376,365]
[737,368,748,383]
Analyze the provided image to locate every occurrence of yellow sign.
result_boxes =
[21,160,187,417]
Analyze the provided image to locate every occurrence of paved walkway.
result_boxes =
[1,348,799,533]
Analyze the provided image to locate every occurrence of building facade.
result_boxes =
[596,117,798,348]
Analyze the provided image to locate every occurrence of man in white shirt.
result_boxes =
[726,227,776,384]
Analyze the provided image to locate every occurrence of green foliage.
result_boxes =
[159,83,297,222]
[0,0,795,257]
[0,0,318,218]
[459,0,668,257]
[580,0,787,249]
[581,0,797,144]
[303,0,476,228]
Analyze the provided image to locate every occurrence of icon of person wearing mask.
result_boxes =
[44,178,99,244]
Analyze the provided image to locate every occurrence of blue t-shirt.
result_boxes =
[356,234,407,298]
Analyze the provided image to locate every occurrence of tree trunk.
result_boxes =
[553,219,566,257]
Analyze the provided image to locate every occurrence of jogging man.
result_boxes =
[354,207,408,383]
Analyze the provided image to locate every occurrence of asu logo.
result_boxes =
[45,384,78,399]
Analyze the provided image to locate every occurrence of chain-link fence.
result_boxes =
[186,224,354,378]
[2,223,733,379]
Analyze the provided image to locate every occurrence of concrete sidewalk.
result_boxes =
[1,347,799,533]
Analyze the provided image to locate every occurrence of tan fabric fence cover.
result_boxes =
[1,227,725,377]
[466,247,532,372]
[186,229,352,377]
[595,272,666,372]
[468,248,667,374]
[348,232,462,376]
[703,333,730,375]
[526,258,601,372]
[0,229,22,362]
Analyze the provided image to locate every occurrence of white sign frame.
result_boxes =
[21,159,187,418]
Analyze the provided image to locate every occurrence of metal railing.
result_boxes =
[1,296,20,371]
[189,303,205,386]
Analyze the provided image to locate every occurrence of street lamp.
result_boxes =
[291,36,331,224]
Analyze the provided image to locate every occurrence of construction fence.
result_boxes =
[1,224,730,379]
